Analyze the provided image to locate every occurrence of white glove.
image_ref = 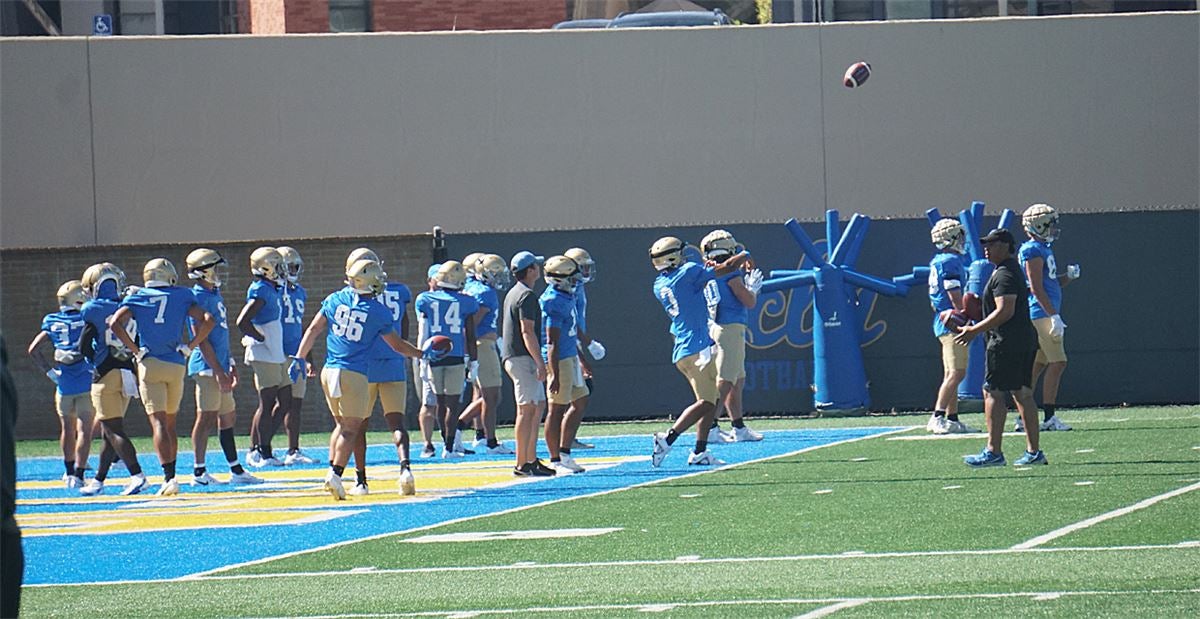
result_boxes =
[467,359,480,382]
[1049,314,1067,339]
[241,335,257,349]
[695,345,714,368]
[176,344,193,358]
[1066,264,1081,280]
[45,368,61,384]
[134,347,150,363]
[587,340,606,361]
[744,268,764,295]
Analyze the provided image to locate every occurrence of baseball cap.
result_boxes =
[426,263,442,279]
[979,228,1015,246]
[510,251,544,272]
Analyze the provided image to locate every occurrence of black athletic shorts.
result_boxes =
[984,345,1037,392]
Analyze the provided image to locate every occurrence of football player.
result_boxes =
[540,256,590,474]
[455,253,513,454]
[277,246,318,465]
[76,263,147,496]
[1018,204,1080,432]
[648,236,748,467]
[700,231,765,443]
[184,249,261,486]
[414,264,443,458]
[237,247,289,466]
[561,247,605,453]
[27,280,96,488]
[415,261,479,458]
[110,258,216,496]
[293,259,425,500]
[925,219,976,434]
[447,253,487,452]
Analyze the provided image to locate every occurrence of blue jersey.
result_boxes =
[320,288,395,375]
[119,286,198,365]
[188,285,231,376]
[415,289,480,359]
[368,282,412,383]
[246,279,282,324]
[573,285,588,334]
[539,287,579,361]
[465,278,501,339]
[928,252,966,337]
[80,297,133,367]
[704,272,749,326]
[41,311,92,396]
[653,262,715,364]
[1018,240,1062,320]
[281,283,307,356]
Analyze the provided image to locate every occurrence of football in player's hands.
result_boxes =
[963,292,983,322]
[422,335,452,361]
[844,61,871,88]
[940,309,970,330]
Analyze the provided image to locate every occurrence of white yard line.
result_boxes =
[1013,481,1200,550]
[793,599,869,618]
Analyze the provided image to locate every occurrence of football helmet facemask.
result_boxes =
[544,255,579,294]
[650,236,685,272]
[81,262,126,299]
[277,246,304,283]
[143,258,178,287]
[345,247,380,271]
[930,218,966,252]
[250,247,285,283]
[434,261,466,290]
[345,259,386,295]
[186,248,228,286]
[1023,203,1060,242]
[564,247,595,283]
[700,229,743,261]
[477,254,512,290]
[57,280,88,311]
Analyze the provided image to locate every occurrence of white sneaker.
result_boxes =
[262,456,284,467]
[556,453,585,474]
[120,474,148,496]
[472,438,489,451]
[706,426,735,443]
[349,482,369,496]
[156,478,180,496]
[79,479,104,496]
[419,445,437,458]
[229,470,264,484]
[1040,416,1073,431]
[398,468,416,496]
[486,443,515,455]
[452,432,466,454]
[283,450,318,466]
[1014,416,1026,432]
[651,432,672,467]
[945,419,977,434]
[733,425,764,442]
[191,472,224,486]
[246,451,266,468]
[687,450,726,466]
[324,471,346,500]
[64,474,80,489]
[442,448,464,459]
[927,414,945,433]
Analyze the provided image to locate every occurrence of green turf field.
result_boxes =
[19,405,1200,617]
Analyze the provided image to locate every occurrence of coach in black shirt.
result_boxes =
[955,229,1046,467]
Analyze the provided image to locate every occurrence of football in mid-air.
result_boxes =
[963,292,983,322]
[843,61,872,88]
[940,309,970,330]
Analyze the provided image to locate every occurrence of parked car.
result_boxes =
[551,18,612,29]
[608,9,731,28]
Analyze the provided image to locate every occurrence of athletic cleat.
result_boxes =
[556,453,585,474]
[262,456,284,467]
[1014,450,1049,466]
[486,443,515,455]
[79,479,104,496]
[687,450,725,466]
[451,432,466,454]
[706,425,735,443]
[441,448,464,459]
[229,470,264,484]
[156,478,180,496]
[944,420,977,434]
[191,472,223,486]
[349,482,369,496]
[419,444,437,458]
[927,414,948,434]
[1013,416,1026,432]
[324,471,346,500]
[530,459,557,477]
[651,432,672,467]
[733,425,764,442]
[120,474,148,496]
[513,464,533,477]
[245,451,266,468]
[64,474,80,489]
[398,468,416,495]
[1040,416,1073,431]
[570,439,595,450]
[964,449,1006,468]
[472,438,489,451]
[283,450,319,465]
[455,447,476,456]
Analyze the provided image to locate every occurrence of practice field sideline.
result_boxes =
[15,405,1200,618]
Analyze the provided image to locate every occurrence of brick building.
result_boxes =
[240,0,566,34]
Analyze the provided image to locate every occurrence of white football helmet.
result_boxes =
[277,246,303,283]
[544,255,579,294]
[250,247,284,282]
[143,258,178,287]
[650,236,685,272]
[81,262,126,298]
[1023,203,1060,242]
[477,254,511,290]
[564,247,595,283]
[930,218,965,252]
[345,259,386,295]
[462,252,485,277]
[700,229,742,261]
[346,247,381,271]
[57,280,88,310]
[185,248,228,286]
[434,261,466,290]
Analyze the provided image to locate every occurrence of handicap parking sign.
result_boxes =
[93,14,113,36]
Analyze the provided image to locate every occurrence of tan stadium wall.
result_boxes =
[1,12,1196,250]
